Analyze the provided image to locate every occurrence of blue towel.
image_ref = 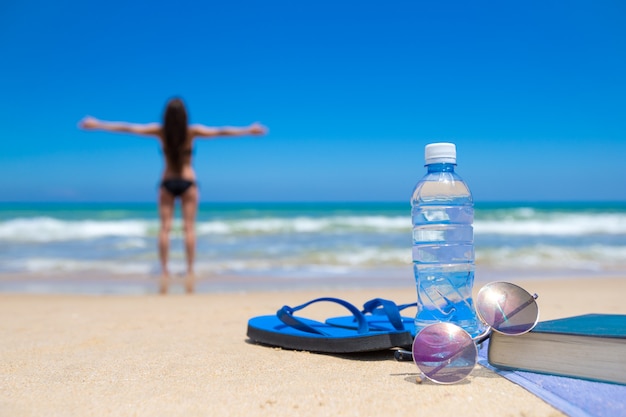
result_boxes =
[477,341,626,417]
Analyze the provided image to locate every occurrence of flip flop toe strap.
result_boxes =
[277,297,369,335]
[362,298,416,331]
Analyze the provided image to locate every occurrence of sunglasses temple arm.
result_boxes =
[473,327,492,345]
[394,349,414,361]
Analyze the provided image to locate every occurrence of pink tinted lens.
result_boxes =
[476,282,538,335]
[412,322,477,384]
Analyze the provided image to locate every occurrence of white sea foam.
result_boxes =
[196,216,409,236]
[475,213,626,236]
[2,203,624,286]
[0,217,151,242]
[4,211,625,243]
[0,215,411,242]
[477,244,626,270]
[114,238,148,249]
[313,248,411,266]
[4,243,626,277]
[6,257,153,275]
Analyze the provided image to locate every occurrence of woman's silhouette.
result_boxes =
[79,97,267,294]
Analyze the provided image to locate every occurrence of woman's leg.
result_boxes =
[181,185,199,293]
[158,188,175,294]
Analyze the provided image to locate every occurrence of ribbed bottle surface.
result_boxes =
[411,162,483,337]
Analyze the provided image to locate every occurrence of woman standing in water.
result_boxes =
[79,98,267,294]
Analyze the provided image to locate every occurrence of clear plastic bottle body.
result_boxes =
[411,162,483,337]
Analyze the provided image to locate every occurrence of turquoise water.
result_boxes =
[1,202,625,293]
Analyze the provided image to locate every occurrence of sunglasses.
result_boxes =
[396,281,539,384]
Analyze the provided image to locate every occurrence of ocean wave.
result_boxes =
[0,216,410,242]
[297,248,411,266]
[0,217,153,242]
[3,243,625,276]
[3,257,154,275]
[477,244,626,271]
[475,212,626,236]
[1,210,626,243]
[195,216,409,235]
[1,246,412,275]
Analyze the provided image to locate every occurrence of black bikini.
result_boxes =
[161,178,195,197]
[160,146,196,197]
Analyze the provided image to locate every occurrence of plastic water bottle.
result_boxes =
[411,142,483,337]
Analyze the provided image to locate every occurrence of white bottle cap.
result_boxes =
[425,142,457,165]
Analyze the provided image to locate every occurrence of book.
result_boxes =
[487,314,626,385]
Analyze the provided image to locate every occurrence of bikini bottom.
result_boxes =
[160,178,195,197]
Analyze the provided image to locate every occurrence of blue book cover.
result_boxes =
[531,314,626,338]
[487,314,626,385]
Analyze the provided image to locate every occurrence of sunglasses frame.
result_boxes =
[407,281,539,384]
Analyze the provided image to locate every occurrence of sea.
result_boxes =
[1,202,625,294]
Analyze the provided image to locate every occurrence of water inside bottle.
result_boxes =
[412,203,483,337]
[413,264,483,337]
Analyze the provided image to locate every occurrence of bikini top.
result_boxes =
[161,147,195,157]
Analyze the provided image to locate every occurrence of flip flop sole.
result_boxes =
[247,315,413,353]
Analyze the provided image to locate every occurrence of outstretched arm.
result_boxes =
[78,116,161,137]
[190,122,267,139]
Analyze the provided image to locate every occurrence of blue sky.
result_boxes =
[1,0,625,202]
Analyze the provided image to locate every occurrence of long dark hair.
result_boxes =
[162,98,188,174]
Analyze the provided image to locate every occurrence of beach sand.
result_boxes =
[2,276,625,416]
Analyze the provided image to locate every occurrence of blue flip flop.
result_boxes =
[325,298,417,337]
[246,297,414,353]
